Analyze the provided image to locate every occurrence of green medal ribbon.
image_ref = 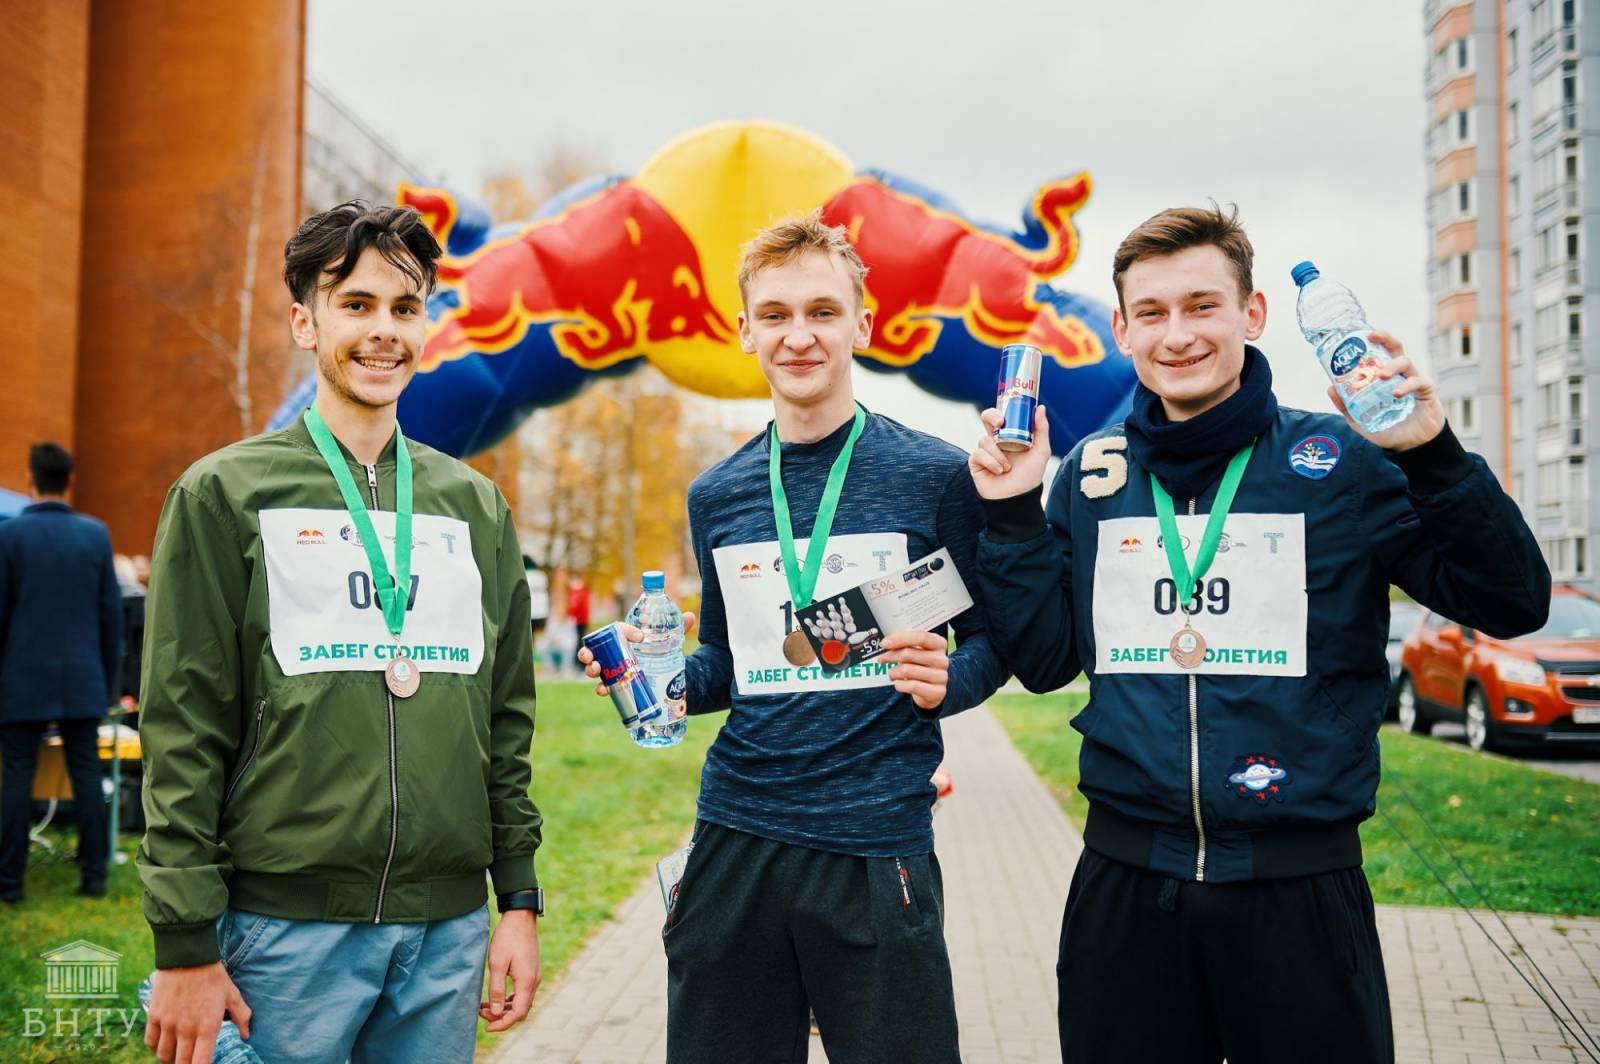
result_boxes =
[769,404,867,610]
[1149,444,1255,613]
[303,408,413,638]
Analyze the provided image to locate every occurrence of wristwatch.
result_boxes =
[496,887,545,916]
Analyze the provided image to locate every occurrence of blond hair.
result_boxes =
[737,210,868,308]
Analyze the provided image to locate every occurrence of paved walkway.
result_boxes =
[1384,906,1600,1061]
[487,707,1600,1063]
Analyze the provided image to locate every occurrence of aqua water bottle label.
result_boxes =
[664,670,688,720]
[1328,335,1368,377]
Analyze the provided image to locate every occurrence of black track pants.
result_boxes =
[1057,847,1394,1064]
[664,821,961,1064]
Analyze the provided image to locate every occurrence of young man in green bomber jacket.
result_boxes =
[138,202,543,1064]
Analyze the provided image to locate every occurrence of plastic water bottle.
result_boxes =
[625,571,687,748]
[1291,261,1416,433]
[139,974,262,1063]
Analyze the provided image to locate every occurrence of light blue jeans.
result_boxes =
[217,904,490,1063]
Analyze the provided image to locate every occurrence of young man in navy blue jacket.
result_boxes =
[969,205,1549,1064]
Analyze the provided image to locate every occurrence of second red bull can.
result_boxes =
[995,343,1043,452]
[584,623,667,730]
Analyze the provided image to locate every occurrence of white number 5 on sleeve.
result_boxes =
[1080,437,1128,499]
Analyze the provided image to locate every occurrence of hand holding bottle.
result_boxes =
[1325,329,1445,452]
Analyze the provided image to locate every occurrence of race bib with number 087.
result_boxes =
[259,508,484,677]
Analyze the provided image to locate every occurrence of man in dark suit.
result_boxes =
[0,443,122,902]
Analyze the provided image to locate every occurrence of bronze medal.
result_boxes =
[783,628,817,666]
[385,656,421,698]
[1169,626,1207,670]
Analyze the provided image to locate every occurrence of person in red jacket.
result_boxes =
[566,578,591,668]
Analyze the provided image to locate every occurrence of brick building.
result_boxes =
[2,1,304,551]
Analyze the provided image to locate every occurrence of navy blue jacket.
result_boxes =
[975,408,1550,882]
[0,501,123,724]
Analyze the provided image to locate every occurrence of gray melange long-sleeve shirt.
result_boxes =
[684,409,1008,856]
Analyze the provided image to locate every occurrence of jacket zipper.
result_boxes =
[1187,496,1207,882]
[223,699,268,806]
[368,462,401,923]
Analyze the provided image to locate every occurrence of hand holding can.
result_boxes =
[994,344,1043,452]
[582,623,667,731]
[971,405,1051,500]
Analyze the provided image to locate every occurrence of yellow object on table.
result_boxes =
[31,743,73,801]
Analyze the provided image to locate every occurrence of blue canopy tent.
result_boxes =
[0,487,30,521]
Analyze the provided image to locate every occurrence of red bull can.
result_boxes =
[584,624,666,728]
[995,344,1043,452]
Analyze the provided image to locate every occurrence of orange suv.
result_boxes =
[1394,585,1600,753]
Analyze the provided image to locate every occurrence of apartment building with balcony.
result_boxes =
[1425,0,1596,589]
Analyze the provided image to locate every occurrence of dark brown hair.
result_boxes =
[282,201,442,307]
[1112,203,1254,309]
[28,442,73,495]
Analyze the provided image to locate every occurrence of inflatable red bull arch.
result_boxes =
[268,121,1136,456]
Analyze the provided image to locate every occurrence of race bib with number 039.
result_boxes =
[712,533,909,695]
[259,508,484,677]
[1091,513,1307,676]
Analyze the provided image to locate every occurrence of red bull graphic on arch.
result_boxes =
[268,122,1136,456]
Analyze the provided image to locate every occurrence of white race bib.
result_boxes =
[1092,513,1307,676]
[259,508,484,676]
[712,533,909,695]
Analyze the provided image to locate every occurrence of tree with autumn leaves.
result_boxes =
[513,374,747,622]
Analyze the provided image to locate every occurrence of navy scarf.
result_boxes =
[1124,346,1278,499]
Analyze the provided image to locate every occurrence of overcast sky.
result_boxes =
[309,0,1429,448]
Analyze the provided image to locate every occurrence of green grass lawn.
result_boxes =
[0,681,717,1062]
[987,691,1600,917]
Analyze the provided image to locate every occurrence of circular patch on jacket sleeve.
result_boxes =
[1287,435,1341,480]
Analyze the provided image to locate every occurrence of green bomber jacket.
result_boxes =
[136,417,540,968]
